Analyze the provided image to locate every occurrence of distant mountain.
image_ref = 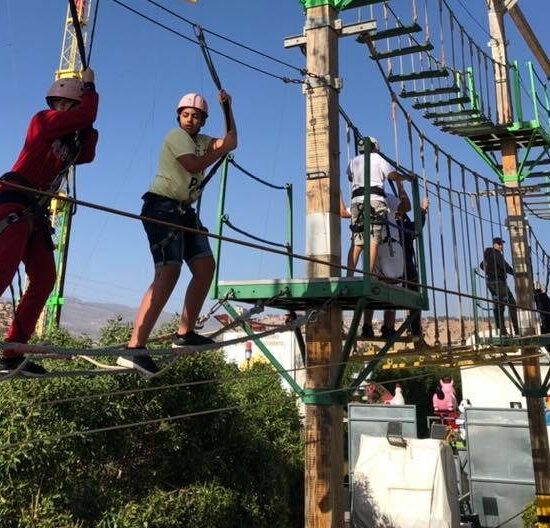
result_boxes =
[0,296,176,339]
[59,296,177,337]
[0,296,228,340]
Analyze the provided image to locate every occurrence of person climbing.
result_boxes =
[119,90,237,377]
[0,68,99,376]
[480,237,519,336]
[361,177,410,339]
[534,282,550,334]
[346,137,405,277]
[397,196,429,347]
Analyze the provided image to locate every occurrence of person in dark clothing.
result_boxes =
[398,197,428,346]
[534,282,550,334]
[480,237,519,336]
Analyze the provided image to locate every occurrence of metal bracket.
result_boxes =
[387,421,407,448]
[302,388,347,406]
[284,19,375,49]
[306,171,328,180]
[302,75,343,91]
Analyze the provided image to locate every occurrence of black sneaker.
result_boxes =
[361,325,375,339]
[0,356,47,377]
[171,331,215,348]
[116,349,159,377]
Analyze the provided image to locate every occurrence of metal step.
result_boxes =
[432,116,491,127]
[412,96,471,109]
[424,109,480,119]
[343,0,389,9]
[371,42,434,60]
[388,68,449,83]
[400,85,461,98]
[364,22,422,42]
[440,123,497,135]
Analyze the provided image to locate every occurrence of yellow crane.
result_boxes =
[36,0,96,336]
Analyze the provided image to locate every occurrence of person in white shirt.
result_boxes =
[346,137,404,276]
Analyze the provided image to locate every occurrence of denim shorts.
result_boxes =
[141,193,212,267]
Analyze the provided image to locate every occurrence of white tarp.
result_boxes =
[352,436,460,528]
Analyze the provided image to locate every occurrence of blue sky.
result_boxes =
[0,0,549,319]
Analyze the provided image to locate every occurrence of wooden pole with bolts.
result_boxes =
[488,2,550,525]
[303,4,345,527]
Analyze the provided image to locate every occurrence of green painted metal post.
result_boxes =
[466,67,478,112]
[223,301,304,395]
[543,80,550,131]
[412,175,428,309]
[335,298,366,388]
[471,268,480,345]
[512,61,523,124]
[528,62,540,126]
[285,183,294,278]
[362,137,372,285]
[209,156,230,300]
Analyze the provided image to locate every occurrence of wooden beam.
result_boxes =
[505,3,550,79]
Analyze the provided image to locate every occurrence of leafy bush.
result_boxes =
[0,321,304,527]
[522,502,536,528]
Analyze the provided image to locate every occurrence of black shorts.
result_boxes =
[141,193,212,267]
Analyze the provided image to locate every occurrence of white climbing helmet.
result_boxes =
[176,93,209,117]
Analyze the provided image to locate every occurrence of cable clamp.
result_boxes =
[302,75,342,92]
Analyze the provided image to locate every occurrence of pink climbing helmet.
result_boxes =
[46,77,83,108]
[176,93,209,117]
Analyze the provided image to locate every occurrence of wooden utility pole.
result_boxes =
[303,4,344,526]
[284,5,375,525]
[488,2,550,525]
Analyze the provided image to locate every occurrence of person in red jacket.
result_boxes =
[0,67,99,376]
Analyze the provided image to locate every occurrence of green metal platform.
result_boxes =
[216,277,427,312]
[457,123,549,152]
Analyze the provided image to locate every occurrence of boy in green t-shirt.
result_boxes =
[118,90,237,377]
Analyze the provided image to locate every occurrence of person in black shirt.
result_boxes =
[480,237,519,336]
[534,282,550,334]
[397,197,428,346]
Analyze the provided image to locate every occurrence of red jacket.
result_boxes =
[6,88,99,192]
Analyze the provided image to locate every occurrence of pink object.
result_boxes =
[432,378,457,412]
[176,93,209,116]
[46,78,83,107]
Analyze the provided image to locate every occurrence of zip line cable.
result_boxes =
[109,0,304,85]
[0,177,547,321]
[87,0,101,63]
[2,347,546,451]
[19,343,547,411]
[140,0,307,76]
[450,0,495,42]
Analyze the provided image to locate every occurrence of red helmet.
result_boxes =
[46,77,83,108]
[176,93,208,117]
